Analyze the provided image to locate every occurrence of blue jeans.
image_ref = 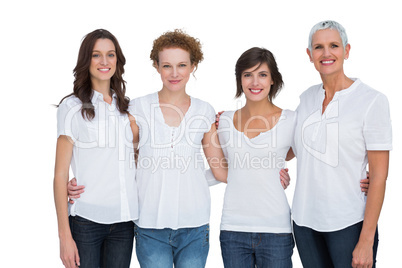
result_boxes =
[135,224,210,268]
[69,216,134,268]
[220,230,294,268]
[293,221,379,268]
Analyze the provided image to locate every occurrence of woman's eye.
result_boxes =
[260,73,267,77]
[243,73,251,77]
[108,53,115,57]
[92,54,100,58]
[179,64,187,67]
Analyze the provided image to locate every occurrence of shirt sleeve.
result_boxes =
[363,93,392,151]
[127,99,138,119]
[57,100,80,142]
[205,102,216,132]
[128,98,149,149]
[204,169,222,186]
[290,110,298,156]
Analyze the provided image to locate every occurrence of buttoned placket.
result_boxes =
[170,128,176,149]
[312,90,339,142]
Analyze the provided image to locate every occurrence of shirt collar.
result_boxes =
[91,89,117,104]
[91,90,103,104]
[320,78,361,97]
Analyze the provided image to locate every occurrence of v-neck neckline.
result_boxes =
[155,92,193,128]
[231,109,284,140]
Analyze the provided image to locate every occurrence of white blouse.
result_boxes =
[129,92,216,229]
[57,91,139,224]
[218,110,296,233]
[292,79,392,232]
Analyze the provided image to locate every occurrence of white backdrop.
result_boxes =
[1,0,400,267]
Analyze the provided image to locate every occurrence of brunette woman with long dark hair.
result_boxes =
[54,29,138,268]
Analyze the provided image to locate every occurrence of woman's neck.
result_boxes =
[158,88,189,105]
[321,73,354,100]
[242,99,277,117]
[92,79,112,104]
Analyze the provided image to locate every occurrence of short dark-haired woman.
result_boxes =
[218,47,295,268]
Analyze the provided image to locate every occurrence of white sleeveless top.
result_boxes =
[129,92,216,229]
[218,109,296,233]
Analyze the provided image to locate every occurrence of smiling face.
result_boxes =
[307,29,350,77]
[155,47,195,93]
[89,38,117,87]
[241,62,273,102]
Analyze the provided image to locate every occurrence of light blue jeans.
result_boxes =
[135,224,209,268]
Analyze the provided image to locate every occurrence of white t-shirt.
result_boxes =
[57,91,139,224]
[129,92,216,229]
[218,110,296,233]
[292,79,392,232]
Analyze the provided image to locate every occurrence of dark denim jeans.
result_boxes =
[69,216,134,268]
[220,230,294,268]
[293,221,379,268]
[135,224,210,268]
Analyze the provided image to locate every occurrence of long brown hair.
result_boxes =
[59,29,129,120]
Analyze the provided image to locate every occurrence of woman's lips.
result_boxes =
[98,68,111,73]
[169,80,181,84]
[321,60,335,65]
[249,88,263,94]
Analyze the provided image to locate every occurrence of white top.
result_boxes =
[57,91,139,224]
[218,110,296,233]
[292,79,392,232]
[129,92,216,229]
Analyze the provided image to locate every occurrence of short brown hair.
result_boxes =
[150,29,204,69]
[235,47,283,101]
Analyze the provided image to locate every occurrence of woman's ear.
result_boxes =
[344,44,351,60]
[306,48,313,62]
[154,61,160,73]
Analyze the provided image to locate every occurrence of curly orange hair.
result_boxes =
[150,29,203,69]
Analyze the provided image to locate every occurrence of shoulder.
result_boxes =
[57,95,82,118]
[190,97,216,115]
[300,83,322,100]
[221,110,235,119]
[355,80,388,101]
[132,92,156,105]
[348,80,390,113]
[280,109,297,128]
[129,93,157,113]
[191,97,214,109]
[219,110,235,129]
[282,109,297,119]
[58,95,81,108]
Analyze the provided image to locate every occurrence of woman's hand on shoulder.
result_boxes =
[215,111,224,129]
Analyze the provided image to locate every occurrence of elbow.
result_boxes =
[214,169,228,184]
